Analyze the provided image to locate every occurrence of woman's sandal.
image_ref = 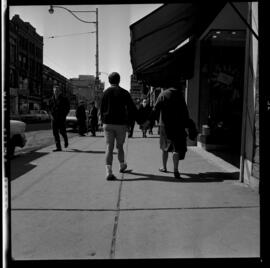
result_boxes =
[159,167,167,173]
[174,171,181,179]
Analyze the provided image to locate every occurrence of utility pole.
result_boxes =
[95,8,99,83]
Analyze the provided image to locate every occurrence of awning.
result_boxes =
[135,40,196,87]
[130,3,226,86]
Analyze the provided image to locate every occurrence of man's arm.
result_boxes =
[99,92,106,124]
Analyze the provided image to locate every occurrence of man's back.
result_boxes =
[100,86,136,125]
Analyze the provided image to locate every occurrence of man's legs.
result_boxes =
[115,125,127,172]
[104,124,115,178]
[59,120,68,147]
[52,120,61,150]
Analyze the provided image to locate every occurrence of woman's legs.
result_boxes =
[172,152,179,172]
[162,150,168,170]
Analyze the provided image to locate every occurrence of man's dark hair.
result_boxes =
[108,72,120,85]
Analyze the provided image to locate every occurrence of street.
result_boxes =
[25,121,51,132]
[14,122,79,155]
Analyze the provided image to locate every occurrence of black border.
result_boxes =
[3,0,266,267]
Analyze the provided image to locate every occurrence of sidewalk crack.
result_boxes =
[109,173,124,259]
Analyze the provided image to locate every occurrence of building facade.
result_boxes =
[186,2,259,190]
[70,75,104,109]
[9,15,43,114]
[130,74,143,103]
[42,64,75,110]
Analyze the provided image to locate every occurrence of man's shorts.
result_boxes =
[103,124,127,148]
[159,125,187,160]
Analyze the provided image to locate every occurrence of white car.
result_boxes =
[21,110,50,122]
[66,109,78,130]
[9,120,27,157]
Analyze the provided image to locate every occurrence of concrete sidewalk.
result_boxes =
[10,126,260,260]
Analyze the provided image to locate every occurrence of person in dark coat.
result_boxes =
[138,98,151,138]
[49,85,70,151]
[143,86,196,179]
[89,101,98,136]
[128,118,135,138]
[76,101,87,136]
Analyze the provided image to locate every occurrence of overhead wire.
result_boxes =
[44,31,96,39]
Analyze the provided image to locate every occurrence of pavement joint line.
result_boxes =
[109,172,124,259]
[11,139,99,201]
[11,205,259,212]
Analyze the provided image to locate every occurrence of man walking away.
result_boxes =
[49,85,70,151]
[100,72,141,181]
[76,101,87,136]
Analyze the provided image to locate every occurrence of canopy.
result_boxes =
[130,3,226,86]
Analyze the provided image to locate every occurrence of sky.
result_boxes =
[8,4,163,90]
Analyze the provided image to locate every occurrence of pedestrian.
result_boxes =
[128,118,135,138]
[49,85,70,151]
[148,114,155,135]
[138,98,151,138]
[89,101,98,136]
[100,72,141,180]
[76,101,87,136]
[143,85,197,179]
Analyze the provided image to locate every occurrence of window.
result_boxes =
[10,44,16,64]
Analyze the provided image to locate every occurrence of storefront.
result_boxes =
[129,2,260,190]
[197,30,246,158]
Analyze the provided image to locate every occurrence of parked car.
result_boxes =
[66,109,91,132]
[20,110,50,123]
[66,109,78,130]
[9,120,27,157]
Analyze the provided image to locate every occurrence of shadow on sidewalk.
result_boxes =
[66,148,116,154]
[9,152,49,181]
[121,171,239,183]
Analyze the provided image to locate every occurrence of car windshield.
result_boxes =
[68,110,76,117]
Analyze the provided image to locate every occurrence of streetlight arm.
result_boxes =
[49,5,96,24]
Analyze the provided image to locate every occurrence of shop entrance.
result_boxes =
[199,30,246,167]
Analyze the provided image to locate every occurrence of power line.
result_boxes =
[44,31,96,39]
[43,54,75,78]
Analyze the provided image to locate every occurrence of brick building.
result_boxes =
[42,64,75,110]
[9,15,43,114]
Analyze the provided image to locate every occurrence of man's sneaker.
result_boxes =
[53,148,62,152]
[106,174,117,181]
[119,163,128,173]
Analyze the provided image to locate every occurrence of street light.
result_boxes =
[48,5,99,82]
